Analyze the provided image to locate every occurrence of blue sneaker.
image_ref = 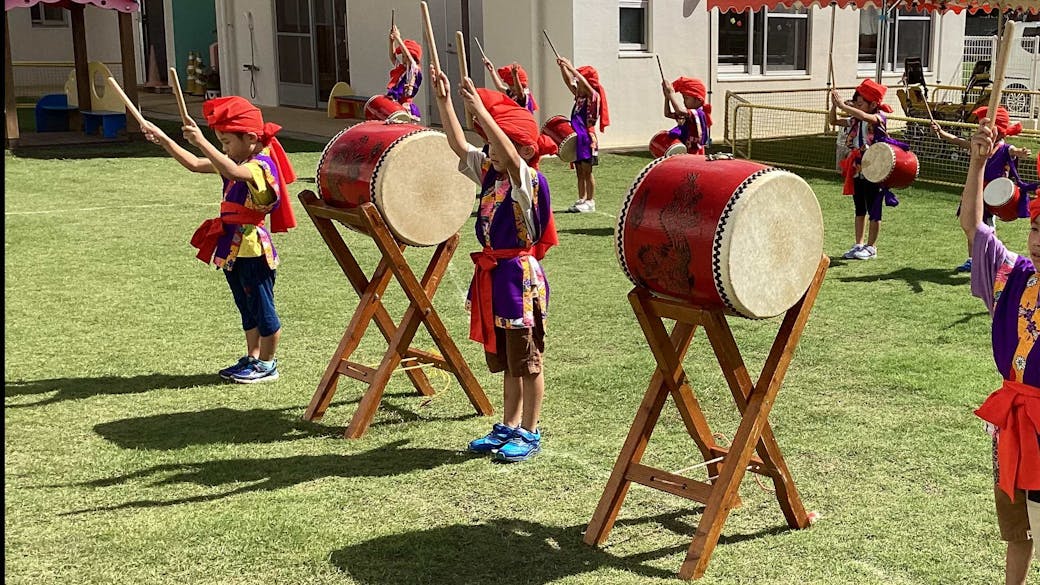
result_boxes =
[955,258,972,273]
[468,423,515,454]
[494,427,541,462]
[230,359,279,384]
[219,356,255,380]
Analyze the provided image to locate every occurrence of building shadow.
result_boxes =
[57,439,470,515]
[329,511,791,585]
[93,398,481,451]
[836,267,968,293]
[5,373,219,408]
[558,227,615,237]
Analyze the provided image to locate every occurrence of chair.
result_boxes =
[34,93,77,132]
[66,62,128,138]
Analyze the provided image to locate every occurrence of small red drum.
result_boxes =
[983,177,1022,222]
[364,95,414,123]
[649,131,687,159]
[316,121,474,246]
[859,143,919,189]
[541,115,578,163]
[616,154,824,319]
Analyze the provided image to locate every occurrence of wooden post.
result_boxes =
[5,10,19,147]
[70,5,92,112]
[117,11,140,134]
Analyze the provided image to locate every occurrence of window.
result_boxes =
[29,4,67,27]
[859,7,932,71]
[619,0,648,52]
[718,7,808,75]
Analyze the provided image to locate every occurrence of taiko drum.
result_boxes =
[649,131,687,159]
[364,95,415,123]
[615,154,824,319]
[316,121,474,246]
[860,143,919,189]
[540,115,578,163]
[983,177,1022,222]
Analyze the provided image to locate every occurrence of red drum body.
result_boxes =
[616,155,824,319]
[860,143,919,189]
[364,95,414,123]
[649,131,687,159]
[316,121,474,246]
[983,177,1021,222]
[541,115,578,163]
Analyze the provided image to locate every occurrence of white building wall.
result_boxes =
[215,1,279,106]
[7,5,132,63]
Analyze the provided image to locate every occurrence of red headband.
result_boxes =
[972,106,1022,137]
[497,64,528,87]
[855,79,893,113]
[577,65,609,132]
[1030,197,1040,222]
[394,39,422,62]
[672,77,706,102]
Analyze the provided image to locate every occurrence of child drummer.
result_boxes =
[429,66,558,463]
[933,106,1033,272]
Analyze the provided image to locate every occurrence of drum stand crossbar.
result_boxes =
[298,191,493,439]
[585,256,829,580]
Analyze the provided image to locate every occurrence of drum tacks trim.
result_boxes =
[615,156,670,290]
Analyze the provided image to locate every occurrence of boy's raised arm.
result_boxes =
[142,120,215,174]
[182,124,253,182]
[460,76,521,184]
[961,119,994,245]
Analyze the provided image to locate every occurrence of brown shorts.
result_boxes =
[995,484,1032,542]
[484,318,545,377]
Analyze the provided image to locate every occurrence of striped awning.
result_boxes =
[5,0,138,12]
[706,0,1040,14]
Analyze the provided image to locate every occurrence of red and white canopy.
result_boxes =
[706,0,1040,14]
[5,0,138,12]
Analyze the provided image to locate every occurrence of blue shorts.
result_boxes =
[224,256,281,337]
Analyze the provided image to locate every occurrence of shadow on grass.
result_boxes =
[328,512,791,584]
[836,267,969,293]
[58,439,472,514]
[4,373,219,408]
[558,227,615,237]
[93,397,481,450]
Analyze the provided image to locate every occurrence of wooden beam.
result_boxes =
[70,5,91,111]
[5,10,19,147]
[118,11,140,134]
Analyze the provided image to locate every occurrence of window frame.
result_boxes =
[619,0,650,53]
[857,8,934,73]
[29,4,68,27]
[717,7,810,76]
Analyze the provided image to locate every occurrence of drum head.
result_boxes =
[386,110,416,123]
[984,177,1017,206]
[664,143,687,157]
[716,169,824,318]
[372,130,474,246]
[557,136,577,163]
[860,143,895,183]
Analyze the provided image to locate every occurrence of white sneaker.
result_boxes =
[568,199,586,212]
[842,244,865,260]
[853,245,877,260]
[574,199,596,213]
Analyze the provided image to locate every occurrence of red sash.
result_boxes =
[190,201,266,264]
[975,379,1040,497]
[469,247,532,354]
[839,148,862,196]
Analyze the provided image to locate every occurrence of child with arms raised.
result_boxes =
[430,67,558,462]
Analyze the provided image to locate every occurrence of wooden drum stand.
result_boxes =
[297,190,493,439]
[585,256,829,580]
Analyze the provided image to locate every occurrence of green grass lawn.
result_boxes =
[5,134,1035,584]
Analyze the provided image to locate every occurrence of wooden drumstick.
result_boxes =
[105,76,148,129]
[978,20,1016,156]
[473,36,488,64]
[543,29,561,61]
[420,1,445,97]
[655,54,666,85]
[456,30,473,129]
[168,67,196,126]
